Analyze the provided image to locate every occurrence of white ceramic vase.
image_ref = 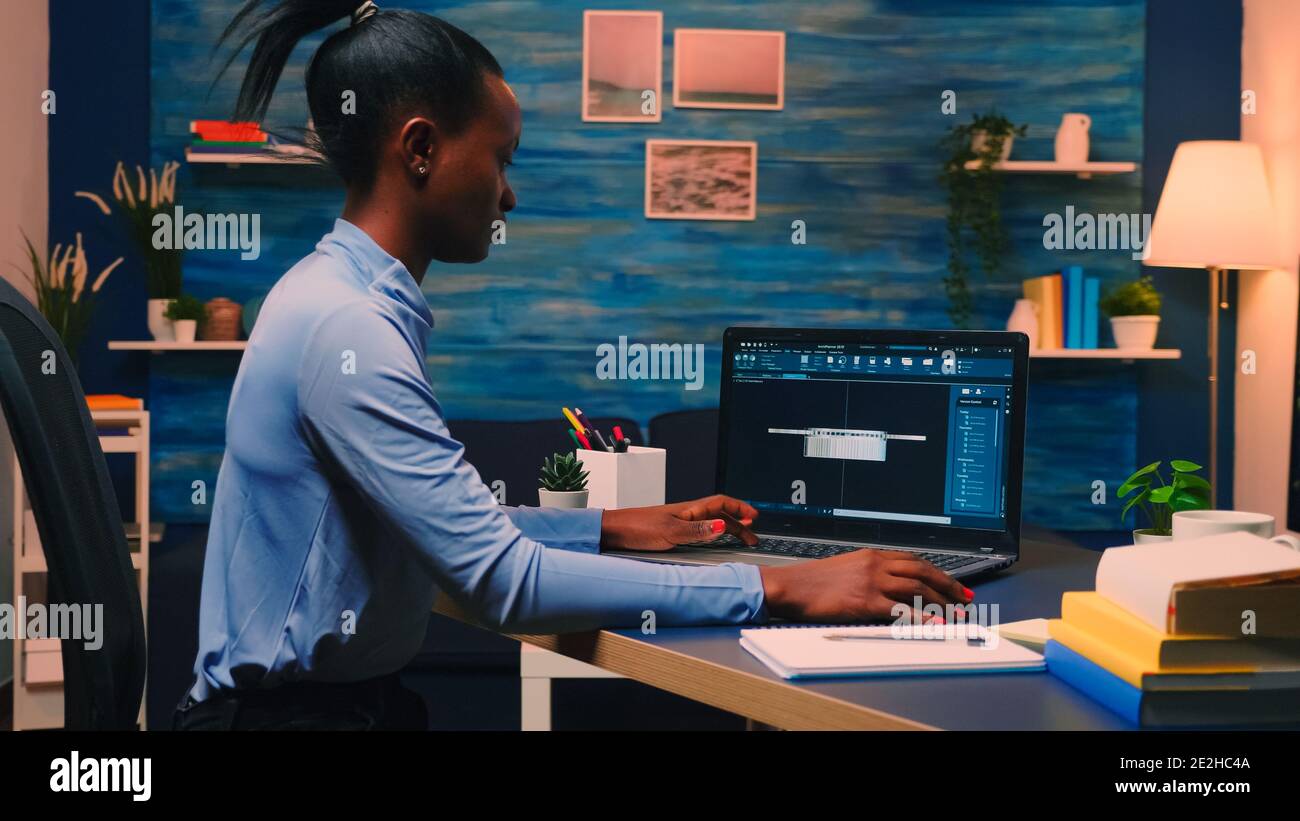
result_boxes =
[538,489,589,509]
[173,319,197,343]
[1110,315,1159,350]
[1054,113,1092,165]
[147,298,175,341]
[1006,299,1040,350]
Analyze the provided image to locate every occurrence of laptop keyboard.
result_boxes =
[687,534,988,572]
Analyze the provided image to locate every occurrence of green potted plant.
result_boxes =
[76,160,183,341]
[939,112,1028,328]
[1099,275,1161,350]
[1118,459,1210,543]
[539,452,590,509]
[164,293,206,343]
[14,230,123,366]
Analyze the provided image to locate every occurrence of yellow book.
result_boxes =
[1044,272,1064,349]
[1047,619,1258,690]
[1059,591,1300,670]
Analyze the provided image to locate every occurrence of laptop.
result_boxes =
[607,326,1029,580]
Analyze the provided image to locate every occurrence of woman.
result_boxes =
[176,0,969,730]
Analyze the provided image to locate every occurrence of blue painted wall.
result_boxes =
[1139,0,1242,509]
[142,0,1151,526]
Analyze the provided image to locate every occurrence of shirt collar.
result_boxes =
[318,218,435,329]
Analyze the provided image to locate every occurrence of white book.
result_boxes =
[739,624,1045,680]
[1095,531,1300,633]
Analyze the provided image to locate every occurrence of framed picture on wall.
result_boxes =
[673,29,785,110]
[645,139,758,221]
[582,10,663,122]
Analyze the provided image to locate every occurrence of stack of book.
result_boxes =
[1022,266,1100,349]
[188,119,269,158]
[1046,531,1300,727]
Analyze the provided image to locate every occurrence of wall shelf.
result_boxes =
[109,340,247,352]
[962,159,1137,179]
[1031,348,1181,360]
[184,146,319,166]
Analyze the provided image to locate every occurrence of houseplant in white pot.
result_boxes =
[1100,275,1161,350]
[164,293,205,343]
[538,452,589,509]
[77,160,183,340]
[1117,459,1210,544]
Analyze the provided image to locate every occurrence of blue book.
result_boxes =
[1045,640,1142,724]
[1044,640,1300,728]
[1063,266,1084,348]
[1083,277,1099,348]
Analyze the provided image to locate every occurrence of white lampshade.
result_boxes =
[1145,141,1285,270]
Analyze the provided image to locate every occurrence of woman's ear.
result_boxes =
[398,117,437,179]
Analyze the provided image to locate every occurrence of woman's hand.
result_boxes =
[758,549,974,623]
[600,494,759,551]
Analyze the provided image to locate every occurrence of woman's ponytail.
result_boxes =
[214,0,504,190]
[216,0,367,122]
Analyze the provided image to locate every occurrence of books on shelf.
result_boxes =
[1046,532,1300,727]
[85,394,143,411]
[1022,268,1102,350]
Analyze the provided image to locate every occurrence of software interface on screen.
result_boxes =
[724,339,1016,532]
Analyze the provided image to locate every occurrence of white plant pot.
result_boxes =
[1133,528,1173,545]
[173,319,197,343]
[1110,315,1159,350]
[538,489,589,509]
[147,298,175,341]
[971,130,1014,162]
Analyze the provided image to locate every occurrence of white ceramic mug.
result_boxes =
[1171,510,1300,550]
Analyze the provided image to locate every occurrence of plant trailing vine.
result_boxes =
[939,112,1027,328]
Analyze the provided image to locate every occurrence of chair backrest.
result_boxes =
[648,409,719,503]
[0,277,146,729]
[447,417,643,508]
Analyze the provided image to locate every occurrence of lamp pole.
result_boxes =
[1207,265,1226,505]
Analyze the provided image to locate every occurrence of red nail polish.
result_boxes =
[963,587,974,600]
[711,519,725,534]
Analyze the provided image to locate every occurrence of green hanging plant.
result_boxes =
[939,112,1027,329]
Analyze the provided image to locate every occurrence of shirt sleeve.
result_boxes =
[499,506,604,554]
[296,301,768,634]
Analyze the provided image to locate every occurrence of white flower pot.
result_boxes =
[148,298,175,341]
[1133,528,1173,545]
[971,131,1014,162]
[1110,315,1159,350]
[538,489,589,509]
[173,319,197,343]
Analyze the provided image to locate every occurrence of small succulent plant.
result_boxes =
[540,452,589,492]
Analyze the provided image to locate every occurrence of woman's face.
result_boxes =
[423,74,521,263]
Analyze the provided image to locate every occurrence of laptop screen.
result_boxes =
[718,328,1026,554]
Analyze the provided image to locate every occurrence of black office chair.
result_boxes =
[0,277,146,729]
[447,417,644,508]
[648,409,719,503]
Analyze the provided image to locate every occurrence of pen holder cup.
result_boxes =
[575,446,666,510]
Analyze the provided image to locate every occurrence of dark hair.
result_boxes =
[215,0,504,188]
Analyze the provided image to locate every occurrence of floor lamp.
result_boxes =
[1145,141,1284,504]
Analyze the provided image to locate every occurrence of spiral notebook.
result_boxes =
[739,624,1046,680]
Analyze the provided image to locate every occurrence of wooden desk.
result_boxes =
[437,528,1132,730]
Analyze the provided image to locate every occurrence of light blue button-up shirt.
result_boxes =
[188,219,767,701]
